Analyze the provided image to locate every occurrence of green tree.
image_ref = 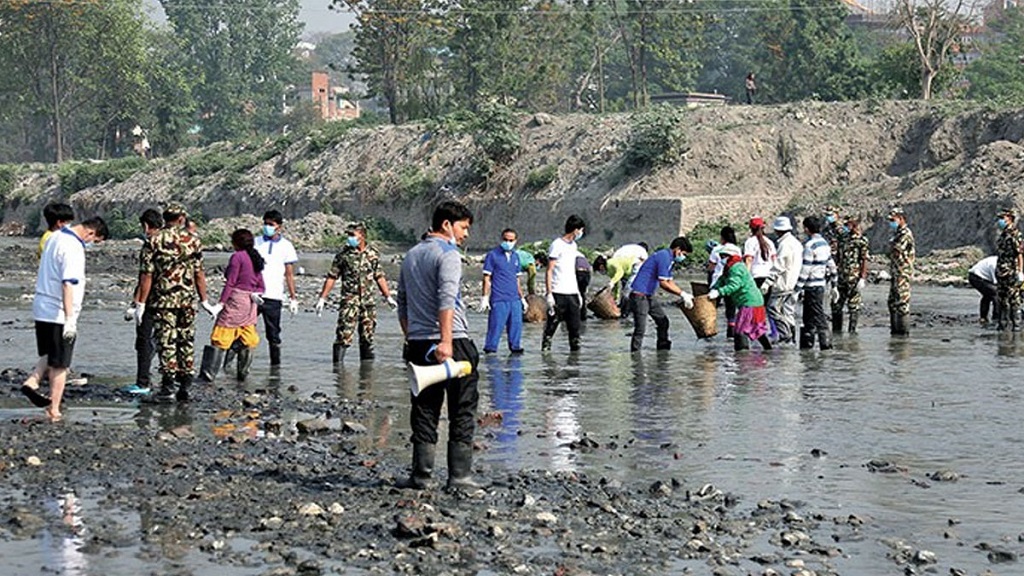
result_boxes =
[139,28,198,156]
[0,0,151,162]
[893,0,971,99]
[161,0,303,142]
[333,0,450,124]
[966,7,1024,105]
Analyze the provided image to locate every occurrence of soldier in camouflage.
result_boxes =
[994,208,1023,332]
[887,207,915,336]
[314,221,397,363]
[822,205,848,323]
[832,217,869,333]
[135,203,220,402]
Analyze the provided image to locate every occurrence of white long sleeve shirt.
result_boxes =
[772,232,804,293]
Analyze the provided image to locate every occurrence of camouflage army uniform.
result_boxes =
[995,222,1023,331]
[887,222,915,317]
[834,231,869,331]
[328,244,385,355]
[141,224,204,378]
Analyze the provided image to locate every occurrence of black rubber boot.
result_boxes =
[223,340,241,372]
[198,345,224,383]
[269,344,281,366]
[447,442,488,491]
[893,313,910,336]
[569,337,581,352]
[236,348,254,381]
[396,443,436,489]
[817,329,833,350]
[733,333,750,351]
[332,343,347,365]
[359,341,375,361]
[541,335,552,352]
[799,328,815,350]
[656,339,672,351]
[890,311,899,335]
[848,312,859,334]
[143,374,176,404]
[175,372,191,402]
[832,310,844,333]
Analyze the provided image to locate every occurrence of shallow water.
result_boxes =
[2,279,1023,573]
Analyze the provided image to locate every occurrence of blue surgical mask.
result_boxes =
[842,225,850,234]
[262,224,277,238]
[674,254,687,264]
[574,230,584,241]
[448,235,458,247]
[998,218,1008,230]
[500,240,515,252]
[889,221,899,231]
[346,236,360,248]
[826,215,836,224]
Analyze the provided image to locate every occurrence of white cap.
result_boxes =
[772,216,792,232]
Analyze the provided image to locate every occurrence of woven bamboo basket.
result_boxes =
[586,286,621,320]
[680,281,718,339]
[524,294,547,323]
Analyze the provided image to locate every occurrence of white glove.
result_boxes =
[315,297,327,317]
[386,295,398,310]
[201,300,223,318]
[479,295,491,312]
[856,278,866,292]
[1017,271,1023,284]
[250,293,265,306]
[62,316,77,342]
[760,281,772,295]
[124,304,135,322]
[133,303,146,326]
[546,293,556,315]
[707,289,720,301]
[288,298,299,315]
[521,297,529,312]
[679,291,694,310]
[830,286,840,303]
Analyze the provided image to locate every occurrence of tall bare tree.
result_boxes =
[893,0,973,99]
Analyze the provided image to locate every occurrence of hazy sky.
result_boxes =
[144,0,356,36]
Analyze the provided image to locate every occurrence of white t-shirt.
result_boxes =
[34,228,86,324]
[969,256,998,284]
[547,237,580,295]
[255,235,298,300]
[743,236,778,279]
[612,243,648,262]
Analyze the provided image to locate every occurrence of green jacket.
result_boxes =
[713,263,764,308]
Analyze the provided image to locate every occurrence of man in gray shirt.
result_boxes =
[396,201,482,491]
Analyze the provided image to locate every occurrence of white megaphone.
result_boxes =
[408,358,473,397]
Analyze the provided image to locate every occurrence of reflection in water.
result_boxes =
[484,355,525,459]
[40,492,87,576]
[335,361,376,401]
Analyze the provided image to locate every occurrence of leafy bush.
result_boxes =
[0,164,17,201]
[183,150,233,178]
[365,216,416,244]
[58,156,149,194]
[472,102,521,165]
[396,167,435,199]
[623,104,688,175]
[200,228,229,248]
[103,208,140,240]
[525,164,558,190]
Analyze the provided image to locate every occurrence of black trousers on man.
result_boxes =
[800,286,831,350]
[406,339,480,445]
[968,272,999,322]
[258,298,284,364]
[542,294,582,351]
[134,306,156,387]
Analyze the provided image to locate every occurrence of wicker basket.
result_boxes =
[680,281,718,339]
[587,286,621,320]
[524,294,547,323]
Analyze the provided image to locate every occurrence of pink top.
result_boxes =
[216,251,264,328]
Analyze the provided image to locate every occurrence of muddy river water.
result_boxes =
[1,247,1023,574]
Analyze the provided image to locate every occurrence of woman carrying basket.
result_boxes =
[708,254,773,351]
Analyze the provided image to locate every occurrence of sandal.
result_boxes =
[20,385,52,408]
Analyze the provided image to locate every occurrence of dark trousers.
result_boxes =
[134,305,156,386]
[407,338,480,445]
[801,287,828,331]
[969,273,998,321]
[258,299,283,346]
[576,270,591,321]
[542,293,582,350]
[630,293,670,352]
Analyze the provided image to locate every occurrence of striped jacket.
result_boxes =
[796,234,837,289]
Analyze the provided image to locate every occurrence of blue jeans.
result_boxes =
[484,299,523,352]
